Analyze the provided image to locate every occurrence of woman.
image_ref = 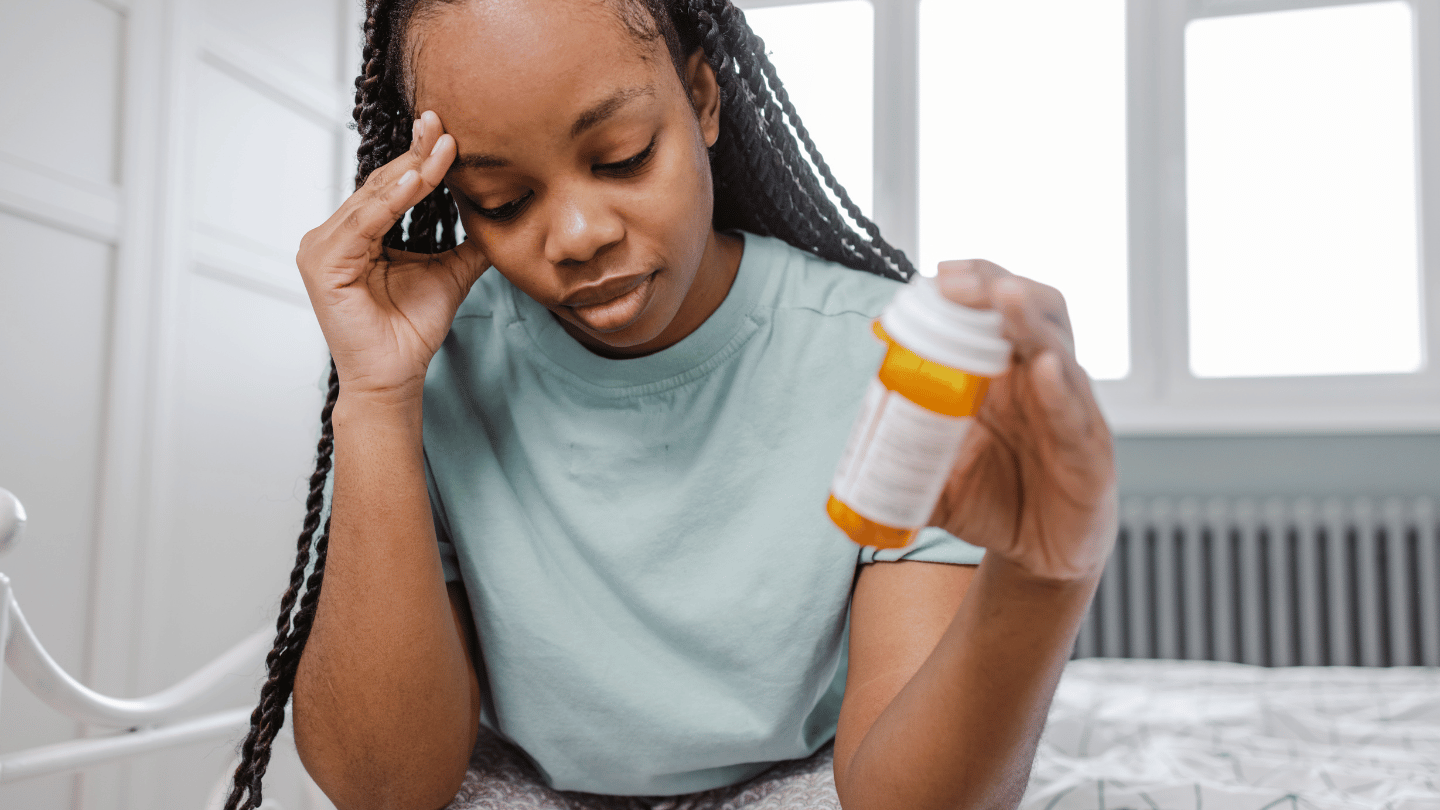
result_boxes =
[225,0,1116,807]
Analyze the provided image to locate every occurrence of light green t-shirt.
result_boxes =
[422,232,984,796]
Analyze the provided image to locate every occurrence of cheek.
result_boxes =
[633,136,715,249]
[457,214,547,292]
[670,122,716,230]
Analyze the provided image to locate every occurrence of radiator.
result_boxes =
[1073,496,1440,667]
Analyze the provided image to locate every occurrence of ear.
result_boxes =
[685,49,722,148]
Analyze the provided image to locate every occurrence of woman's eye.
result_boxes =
[468,139,655,221]
[595,138,656,177]
[476,191,533,222]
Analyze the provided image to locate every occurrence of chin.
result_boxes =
[579,319,668,354]
[564,298,679,357]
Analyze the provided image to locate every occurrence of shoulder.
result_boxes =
[740,232,905,323]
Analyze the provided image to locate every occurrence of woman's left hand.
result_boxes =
[927,259,1118,583]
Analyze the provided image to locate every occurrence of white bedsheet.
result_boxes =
[1025,659,1440,810]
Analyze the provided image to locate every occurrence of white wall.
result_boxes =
[0,0,354,807]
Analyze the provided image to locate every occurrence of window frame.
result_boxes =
[737,0,1440,434]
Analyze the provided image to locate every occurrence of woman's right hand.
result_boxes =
[296,110,488,405]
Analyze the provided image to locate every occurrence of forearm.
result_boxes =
[837,555,1099,810]
[293,394,479,810]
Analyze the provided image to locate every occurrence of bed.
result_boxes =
[1027,659,1440,810]
[4,487,1439,809]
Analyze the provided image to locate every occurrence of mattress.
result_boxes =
[1026,659,1440,810]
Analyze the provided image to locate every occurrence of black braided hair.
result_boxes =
[660,0,914,280]
[223,363,337,810]
[225,0,912,806]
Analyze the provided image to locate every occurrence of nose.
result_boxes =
[542,184,625,266]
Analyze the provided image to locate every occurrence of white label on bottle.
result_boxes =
[832,380,971,530]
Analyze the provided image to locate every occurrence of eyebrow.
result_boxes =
[452,85,656,171]
[570,86,654,139]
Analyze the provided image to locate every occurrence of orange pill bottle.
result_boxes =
[827,276,1011,549]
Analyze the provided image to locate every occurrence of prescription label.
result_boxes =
[831,379,971,530]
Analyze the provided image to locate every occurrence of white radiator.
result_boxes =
[1074,496,1440,667]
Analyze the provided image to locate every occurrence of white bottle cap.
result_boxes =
[879,276,1012,377]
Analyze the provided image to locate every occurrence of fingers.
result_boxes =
[399,110,458,194]
[355,111,457,243]
[1031,348,1117,524]
[933,259,1008,310]
[302,111,458,267]
[935,258,1103,448]
[934,259,1075,362]
[1031,350,1090,443]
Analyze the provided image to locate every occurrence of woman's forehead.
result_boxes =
[408,0,673,136]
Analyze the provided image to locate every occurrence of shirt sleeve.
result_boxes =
[859,526,985,566]
[423,450,463,584]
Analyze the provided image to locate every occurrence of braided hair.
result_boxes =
[224,0,912,806]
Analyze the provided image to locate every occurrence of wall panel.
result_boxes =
[159,274,327,668]
[190,60,340,246]
[132,273,327,808]
[0,212,116,810]
[200,0,344,85]
[191,61,339,290]
[1115,434,1440,498]
[0,0,124,189]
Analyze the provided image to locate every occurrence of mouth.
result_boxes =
[561,270,659,333]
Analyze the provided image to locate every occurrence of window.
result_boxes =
[737,0,1440,432]
[1184,3,1421,379]
[918,0,1129,381]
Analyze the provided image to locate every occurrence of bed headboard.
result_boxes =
[0,486,277,805]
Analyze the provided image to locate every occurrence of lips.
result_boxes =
[562,270,658,333]
[560,272,654,308]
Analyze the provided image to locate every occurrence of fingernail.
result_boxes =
[397,169,418,187]
[412,118,422,144]
[429,133,445,158]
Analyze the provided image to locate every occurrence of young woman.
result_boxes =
[223,0,1116,808]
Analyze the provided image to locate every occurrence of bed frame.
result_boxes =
[0,486,287,808]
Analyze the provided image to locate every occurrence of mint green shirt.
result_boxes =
[422,233,984,796]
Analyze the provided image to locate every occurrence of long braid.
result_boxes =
[223,364,339,810]
[755,54,902,275]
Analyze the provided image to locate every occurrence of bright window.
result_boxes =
[918,0,1129,380]
[1185,2,1422,378]
[738,0,1440,431]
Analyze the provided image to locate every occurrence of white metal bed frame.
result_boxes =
[0,486,300,809]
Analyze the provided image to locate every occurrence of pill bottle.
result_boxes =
[827,276,1012,549]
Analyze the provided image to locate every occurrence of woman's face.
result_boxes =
[410,0,740,358]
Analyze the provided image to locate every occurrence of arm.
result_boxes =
[285,110,490,810]
[835,559,1096,810]
[292,398,481,810]
[834,259,1116,810]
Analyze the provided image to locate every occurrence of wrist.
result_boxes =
[965,554,1101,651]
[981,551,1103,594]
[333,388,425,434]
